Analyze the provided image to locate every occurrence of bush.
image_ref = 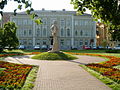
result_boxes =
[105,50,120,53]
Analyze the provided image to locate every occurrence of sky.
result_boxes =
[2,0,91,13]
[0,0,91,19]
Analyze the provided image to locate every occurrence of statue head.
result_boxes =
[53,20,57,25]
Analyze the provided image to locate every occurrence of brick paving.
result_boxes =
[4,55,111,90]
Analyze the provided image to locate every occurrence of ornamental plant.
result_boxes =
[0,61,33,89]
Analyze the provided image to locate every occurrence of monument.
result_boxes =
[32,20,77,60]
[49,20,60,52]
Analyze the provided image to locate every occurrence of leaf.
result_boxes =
[18,5,22,10]
[30,13,38,19]
[26,9,31,14]
[22,0,25,3]
[34,19,42,25]
[14,9,17,16]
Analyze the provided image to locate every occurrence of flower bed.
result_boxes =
[0,61,33,89]
[65,52,120,83]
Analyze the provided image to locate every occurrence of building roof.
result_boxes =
[4,9,91,16]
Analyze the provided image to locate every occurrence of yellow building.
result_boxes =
[96,22,109,47]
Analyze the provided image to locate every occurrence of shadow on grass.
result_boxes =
[63,50,120,54]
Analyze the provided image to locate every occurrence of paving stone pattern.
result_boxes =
[4,55,111,90]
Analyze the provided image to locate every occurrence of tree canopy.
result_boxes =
[0,22,19,51]
[71,0,120,30]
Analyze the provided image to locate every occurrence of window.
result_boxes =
[29,30,32,35]
[85,41,88,46]
[67,28,70,36]
[43,28,46,36]
[61,28,64,36]
[60,20,65,26]
[19,40,23,45]
[43,40,47,45]
[42,18,47,25]
[36,29,40,36]
[24,30,27,36]
[36,40,40,45]
[60,39,64,45]
[23,40,27,45]
[67,40,71,46]
[23,19,27,25]
[75,30,78,36]
[75,20,78,26]
[80,30,83,36]
[80,40,83,46]
[28,40,32,45]
[85,32,88,36]
[28,20,32,25]
[66,20,71,26]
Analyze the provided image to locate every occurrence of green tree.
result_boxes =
[0,22,19,51]
[71,0,120,40]
[0,27,4,52]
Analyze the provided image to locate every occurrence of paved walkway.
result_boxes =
[4,55,111,90]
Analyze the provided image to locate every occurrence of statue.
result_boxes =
[49,20,60,52]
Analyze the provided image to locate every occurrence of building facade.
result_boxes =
[10,10,96,50]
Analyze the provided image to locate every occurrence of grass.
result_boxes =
[21,66,39,90]
[32,52,78,60]
[80,65,120,90]
[63,50,120,57]
[114,65,120,69]
[3,49,45,54]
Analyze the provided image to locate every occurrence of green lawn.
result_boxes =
[63,50,120,57]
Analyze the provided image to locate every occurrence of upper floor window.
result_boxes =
[29,30,32,35]
[36,29,40,36]
[42,18,47,25]
[28,20,32,25]
[80,30,83,36]
[66,20,71,26]
[67,28,70,36]
[24,30,27,36]
[75,20,78,26]
[60,20,65,26]
[61,28,64,36]
[75,30,78,36]
[43,28,47,36]
[23,19,27,25]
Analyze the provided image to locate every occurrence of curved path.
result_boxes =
[4,55,111,90]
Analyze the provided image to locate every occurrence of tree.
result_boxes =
[0,22,19,51]
[71,0,120,40]
[0,0,42,24]
[71,0,120,28]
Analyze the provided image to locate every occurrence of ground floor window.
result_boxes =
[80,40,83,46]
[60,39,64,46]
